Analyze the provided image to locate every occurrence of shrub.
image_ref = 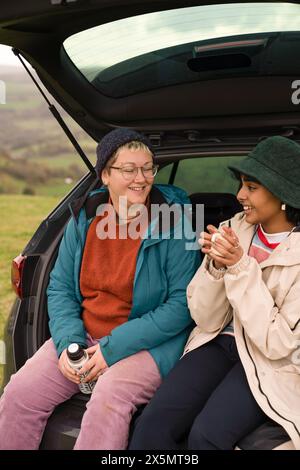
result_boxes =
[22,187,35,195]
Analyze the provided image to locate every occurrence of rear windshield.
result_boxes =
[64,2,300,97]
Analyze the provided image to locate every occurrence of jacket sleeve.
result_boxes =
[187,255,231,333]
[46,216,87,356]
[99,227,200,366]
[225,253,300,359]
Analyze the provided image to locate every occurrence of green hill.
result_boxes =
[0,149,87,196]
[0,66,96,197]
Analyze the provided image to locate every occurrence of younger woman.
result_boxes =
[130,135,300,450]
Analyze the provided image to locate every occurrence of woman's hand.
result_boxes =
[79,344,108,382]
[200,224,230,269]
[58,348,81,384]
[199,225,223,269]
[199,225,244,268]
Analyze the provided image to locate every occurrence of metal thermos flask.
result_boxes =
[66,343,96,394]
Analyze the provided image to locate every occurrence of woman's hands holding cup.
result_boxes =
[199,225,244,269]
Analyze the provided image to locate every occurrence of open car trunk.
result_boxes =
[1,1,300,147]
[1,0,300,450]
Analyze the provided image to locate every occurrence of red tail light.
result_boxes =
[11,254,26,298]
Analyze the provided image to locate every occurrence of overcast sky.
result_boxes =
[0,45,19,66]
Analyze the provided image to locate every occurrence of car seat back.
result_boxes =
[189,192,242,232]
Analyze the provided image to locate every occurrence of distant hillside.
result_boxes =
[0,149,86,196]
[0,67,95,154]
[0,66,96,196]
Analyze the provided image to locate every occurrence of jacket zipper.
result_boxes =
[242,328,300,438]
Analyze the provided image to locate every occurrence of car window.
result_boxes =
[156,156,241,194]
[154,164,173,185]
[64,2,300,97]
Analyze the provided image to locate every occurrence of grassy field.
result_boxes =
[0,194,60,382]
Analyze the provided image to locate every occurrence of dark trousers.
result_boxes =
[129,335,267,450]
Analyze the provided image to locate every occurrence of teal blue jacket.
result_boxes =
[47,184,200,377]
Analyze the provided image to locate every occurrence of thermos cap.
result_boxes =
[68,343,79,354]
[67,343,84,361]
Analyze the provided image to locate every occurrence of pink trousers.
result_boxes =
[0,338,161,450]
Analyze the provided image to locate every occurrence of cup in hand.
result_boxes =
[209,231,226,257]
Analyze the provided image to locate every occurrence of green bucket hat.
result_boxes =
[228,136,300,209]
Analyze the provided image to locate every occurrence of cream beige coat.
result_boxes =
[184,212,300,449]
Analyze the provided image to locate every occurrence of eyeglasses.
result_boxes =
[109,164,158,180]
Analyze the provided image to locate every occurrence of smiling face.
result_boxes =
[236,175,294,233]
[101,144,154,214]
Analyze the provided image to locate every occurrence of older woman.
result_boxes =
[0,128,199,450]
[130,135,300,450]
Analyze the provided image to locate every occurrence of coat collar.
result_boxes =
[259,232,300,268]
[69,185,181,241]
[70,185,168,220]
[229,212,300,268]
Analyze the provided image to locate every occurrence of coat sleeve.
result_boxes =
[225,253,300,359]
[99,225,200,366]
[46,216,87,356]
[186,255,232,333]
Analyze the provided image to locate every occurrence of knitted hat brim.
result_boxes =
[229,156,300,209]
[95,128,155,180]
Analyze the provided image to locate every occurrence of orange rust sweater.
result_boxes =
[80,216,141,339]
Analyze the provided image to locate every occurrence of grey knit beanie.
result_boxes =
[95,128,154,179]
